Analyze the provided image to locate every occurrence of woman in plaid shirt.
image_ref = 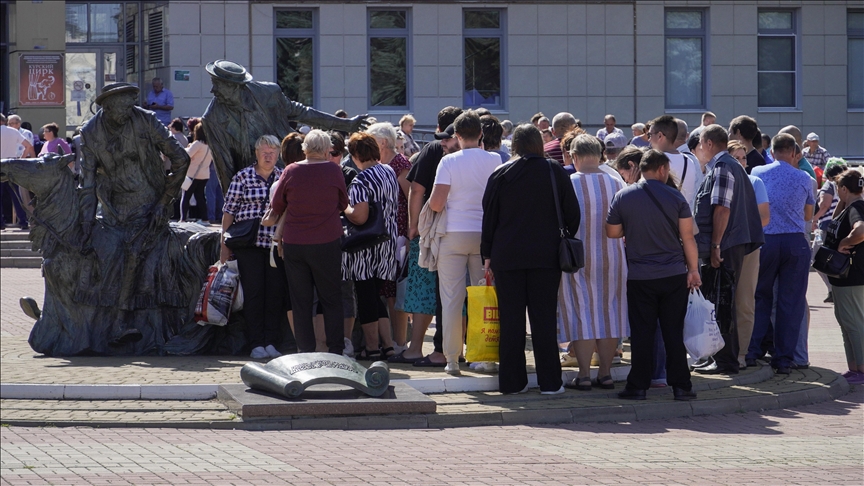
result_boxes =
[221,135,286,359]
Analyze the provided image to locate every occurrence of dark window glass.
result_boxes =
[370,37,407,106]
[758,37,795,71]
[849,35,864,109]
[276,10,313,29]
[464,37,501,107]
[464,10,500,29]
[276,38,314,107]
[758,73,795,107]
[849,11,864,30]
[370,11,406,29]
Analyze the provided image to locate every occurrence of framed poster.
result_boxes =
[19,53,65,107]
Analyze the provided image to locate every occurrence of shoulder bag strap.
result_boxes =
[546,159,566,238]
[680,153,689,184]
[643,183,681,240]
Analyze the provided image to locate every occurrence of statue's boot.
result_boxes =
[19,297,41,320]
[108,328,143,346]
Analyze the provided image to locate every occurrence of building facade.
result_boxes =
[2,0,862,156]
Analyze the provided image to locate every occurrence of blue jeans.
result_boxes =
[205,165,223,222]
[748,234,810,369]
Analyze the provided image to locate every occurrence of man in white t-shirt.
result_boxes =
[6,115,34,157]
[649,115,701,208]
[596,114,624,142]
[1,114,36,230]
[428,111,501,375]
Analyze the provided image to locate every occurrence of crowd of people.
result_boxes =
[3,84,862,392]
[213,103,863,395]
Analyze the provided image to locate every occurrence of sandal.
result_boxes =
[380,346,395,360]
[565,376,592,391]
[412,355,446,367]
[388,351,420,364]
[593,375,615,389]
[356,347,381,361]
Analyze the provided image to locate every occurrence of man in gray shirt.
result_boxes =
[606,149,702,401]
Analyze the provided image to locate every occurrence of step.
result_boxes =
[0,230,30,241]
[0,256,42,268]
[0,249,39,258]
[0,240,32,250]
[0,367,849,430]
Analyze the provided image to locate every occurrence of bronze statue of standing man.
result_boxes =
[201,60,369,189]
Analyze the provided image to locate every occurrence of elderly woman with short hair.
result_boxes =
[398,114,420,157]
[269,129,348,356]
[222,135,286,359]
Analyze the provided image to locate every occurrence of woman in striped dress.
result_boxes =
[343,133,400,360]
[558,134,629,390]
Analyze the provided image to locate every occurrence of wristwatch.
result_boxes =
[712,244,721,249]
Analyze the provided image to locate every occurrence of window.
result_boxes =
[849,10,864,110]
[368,10,409,108]
[66,3,123,43]
[664,9,706,110]
[275,9,316,107]
[757,10,798,109]
[463,9,505,110]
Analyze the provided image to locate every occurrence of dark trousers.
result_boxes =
[0,182,28,227]
[495,268,563,394]
[234,246,286,349]
[354,278,389,325]
[181,179,208,221]
[748,233,810,369]
[283,238,344,355]
[626,274,692,391]
[702,243,748,371]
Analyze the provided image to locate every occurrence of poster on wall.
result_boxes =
[19,53,65,107]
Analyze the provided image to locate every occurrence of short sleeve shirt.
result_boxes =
[748,175,769,205]
[0,125,26,158]
[406,140,445,202]
[607,179,691,280]
[751,161,816,235]
[434,148,501,232]
[223,165,282,248]
[827,201,864,287]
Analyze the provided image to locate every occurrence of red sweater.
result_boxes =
[271,162,348,245]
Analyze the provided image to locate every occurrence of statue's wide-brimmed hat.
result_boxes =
[206,59,253,84]
[95,82,140,105]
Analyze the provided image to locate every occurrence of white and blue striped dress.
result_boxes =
[558,171,630,341]
[342,163,399,282]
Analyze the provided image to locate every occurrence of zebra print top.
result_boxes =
[342,163,399,281]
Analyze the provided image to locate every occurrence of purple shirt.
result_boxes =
[39,138,72,156]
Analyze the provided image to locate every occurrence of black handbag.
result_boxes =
[812,246,851,278]
[223,218,260,250]
[342,199,391,253]
[547,160,584,273]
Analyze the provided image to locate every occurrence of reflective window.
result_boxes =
[464,9,505,109]
[757,10,798,108]
[664,9,706,110]
[369,9,409,108]
[275,9,316,107]
[849,11,864,109]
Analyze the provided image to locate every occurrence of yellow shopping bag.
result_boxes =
[466,272,499,363]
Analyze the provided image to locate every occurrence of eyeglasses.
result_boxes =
[647,131,660,140]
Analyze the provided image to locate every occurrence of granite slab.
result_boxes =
[218,382,436,420]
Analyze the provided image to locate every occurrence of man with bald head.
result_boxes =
[778,126,817,180]
[544,112,577,164]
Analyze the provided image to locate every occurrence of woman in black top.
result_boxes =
[826,170,864,384]
[481,124,581,394]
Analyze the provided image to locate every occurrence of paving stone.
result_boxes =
[500,408,573,426]
[346,414,429,430]
[63,385,141,400]
[633,400,694,420]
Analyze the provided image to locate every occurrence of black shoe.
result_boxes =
[695,363,739,375]
[19,297,41,320]
[824,292,834,303]
[109,328,143,346]
[745,358,757,368]
[673,387,697,401]
[774,366,791,375]
[791,363,810,370]
[618,388,647,400]
[18,223,28,230]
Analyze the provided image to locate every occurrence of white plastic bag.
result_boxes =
[683,289,725,359]
[194,260,241,326]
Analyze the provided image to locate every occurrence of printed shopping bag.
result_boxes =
[194,260,241,326]
[466,271,500,363]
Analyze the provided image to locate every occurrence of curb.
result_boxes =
[1,375,849,431]
[0,366,632,400]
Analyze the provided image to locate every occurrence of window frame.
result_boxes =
[273,8,318,108]
[367,8,411,112]
[848,9,864,111]
[462,8,507,112]
[663,8,708,111]
[757,8,801,111]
